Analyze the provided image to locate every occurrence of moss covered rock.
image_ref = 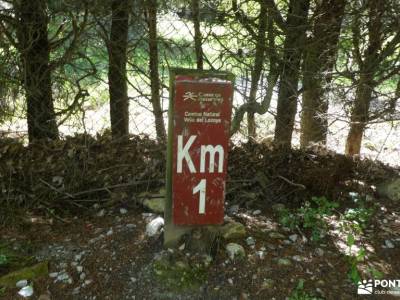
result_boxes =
[377,178,400,201]
[220,221,246,240]
[143,198,165,214]
[152,252,208,291]
[0,261,48,288]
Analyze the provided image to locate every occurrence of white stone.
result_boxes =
[227,205,239,214]
[120,208,128,215]
[385,240,395,249]
[289,234,298,242]
[57,273,70,282]
[225,243,245,260]
[84,279,92,285]
[315,248,324,256]
[292,255,303,262]
[246,236,255,246]
[256,251,265,260]
[145,217,164,237]
[96,209,105,217]
[75,254,82,261]
[16,279,28,288]
[18,286,34,298]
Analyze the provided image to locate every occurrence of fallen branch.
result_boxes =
[39,179,74,198]
[275,175,306,190]
[63,179,164,199]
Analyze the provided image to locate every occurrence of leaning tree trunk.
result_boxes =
[146,0,166,143]
[345,0,383,156]
[108,0,130,140]
[300,0,346,148]
[16,0,58,142]
[191,0,203,70]
[247,2,268,139]
[274,0,310,148]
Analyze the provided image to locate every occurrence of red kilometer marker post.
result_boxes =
[167,69,234,226]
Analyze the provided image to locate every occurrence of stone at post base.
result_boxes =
[163,223,190,248]
[164,220,245,254]
[163,223,221,253]
[183,226,221,254]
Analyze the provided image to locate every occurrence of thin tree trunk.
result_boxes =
[146,0,166,143]
[230,9,279,136]
[300,0,346,147]
[274,0,310,148]
[247,2,268,139]
[108,0,130,140]
[191,0,203,70]
[345,0,383,156]
[345,74,374,155]
[16,0,58,142]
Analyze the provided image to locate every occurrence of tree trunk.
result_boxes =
[146,0,166,143]
[16,0,58,142]
[247,2,268,139]
[300,0,346,147]
[191,0,203,70]
[274,0,310,148]
[345,74,373,155]
[345,0,383,156]
[108,0,130,140]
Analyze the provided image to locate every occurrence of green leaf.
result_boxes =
[347,234,355,247]
[356,248,366,261]
[297,279,305,290]
[368,267,384,279]
[0,255,8,266]
[348,266,361,284]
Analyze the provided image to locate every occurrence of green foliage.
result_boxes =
[0,242,36,274]
[367,267,384,279]
[345,233,383,284]
[0,255,8,267]
[339,195,374,253]
[342,194,374,231]
[342,206,374,232]
[288,279,322,300]
[346,247,366,284]
[279,197,338,242]
[342,193,378,284]
[153,258,207,291]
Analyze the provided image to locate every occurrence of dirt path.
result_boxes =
[1,197,400,300]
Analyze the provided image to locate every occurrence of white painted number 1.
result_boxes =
[193,179,206,214]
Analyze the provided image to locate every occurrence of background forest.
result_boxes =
[0,0,400,299]
[0,0,399,160]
